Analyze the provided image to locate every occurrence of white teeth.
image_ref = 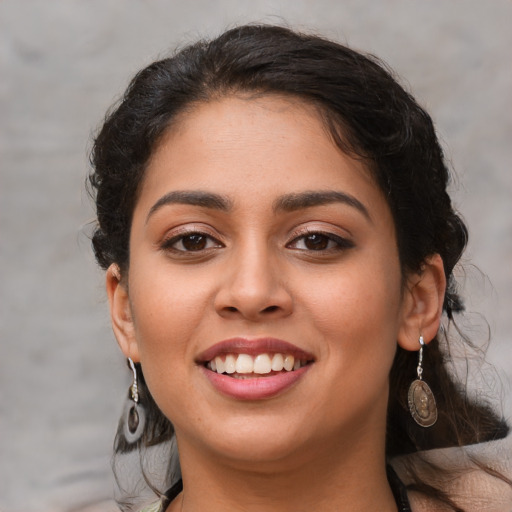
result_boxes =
[224,354,236,374]
[214,356,225,374]
[235,354,253,374]
[271,353,284,371]
[209,353,307,375]
[283,355,295,371]
[254,354,272,374]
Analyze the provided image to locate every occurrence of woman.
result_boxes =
[89,24,510,511]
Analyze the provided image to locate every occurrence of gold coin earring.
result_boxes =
[123,357,146,443]
[408,336,438,427]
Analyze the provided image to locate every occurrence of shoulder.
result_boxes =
[393,436,512,512]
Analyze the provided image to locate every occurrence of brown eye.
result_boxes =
[287,231,355,252]
[182,234,207,251]
[304,234,330,250]
[161,232,223,253]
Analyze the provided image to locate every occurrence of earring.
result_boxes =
[407,336,437,427]
[122,357,146,443]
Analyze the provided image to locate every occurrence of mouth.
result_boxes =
[197,338,315,399]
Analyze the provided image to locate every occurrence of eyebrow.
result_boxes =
[146,189,370,223]
[146,190,232,223]
[273,190,371,221]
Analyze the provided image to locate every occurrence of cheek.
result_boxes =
[128,275,212,422]
[307,260,401,324]
[128,268,213,368]
[300,256,403,367]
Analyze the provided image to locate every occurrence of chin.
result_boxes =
[186,414,311,465]
[213,436,307,468]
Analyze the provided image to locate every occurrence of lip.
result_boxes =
[196,337,315,363]
[200,364,311,400]
[196,337,315,401]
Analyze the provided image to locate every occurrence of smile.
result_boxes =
[198,338,315,399]
[206,353,310,377]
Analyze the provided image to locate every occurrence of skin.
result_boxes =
[107,95,446,512]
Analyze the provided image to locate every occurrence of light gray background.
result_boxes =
[1,1,511,511]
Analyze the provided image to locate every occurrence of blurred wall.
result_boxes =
[1,1,511,510]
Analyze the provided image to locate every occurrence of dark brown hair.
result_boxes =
[89,24,509,510]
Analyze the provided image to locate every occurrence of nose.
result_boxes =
[214,245,293,322]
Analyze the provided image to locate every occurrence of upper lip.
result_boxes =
[196,337,316,363]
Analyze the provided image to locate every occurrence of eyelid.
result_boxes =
[286,225,355,250]
[159,224,225,251]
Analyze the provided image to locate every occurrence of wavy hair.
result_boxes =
[89,24,509,510]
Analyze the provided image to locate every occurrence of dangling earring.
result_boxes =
[123,357,146,443]
[408,336,438,427]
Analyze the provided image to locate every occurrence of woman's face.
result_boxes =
[112,95,414,466]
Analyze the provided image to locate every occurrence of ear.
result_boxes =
[106,264,140,362]
[398,254,446,351]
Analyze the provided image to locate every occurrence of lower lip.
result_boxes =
[200,365,311,400]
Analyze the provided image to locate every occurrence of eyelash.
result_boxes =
[160,228,354,254]
[286,229,355,252]
[160,230,224,253]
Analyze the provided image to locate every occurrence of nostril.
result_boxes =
[263,305,279,313]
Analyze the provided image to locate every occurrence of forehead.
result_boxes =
[159,94,335,160]
[140,94,378,202]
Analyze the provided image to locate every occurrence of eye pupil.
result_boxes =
[305,234,329,250]
[183,234,207,251]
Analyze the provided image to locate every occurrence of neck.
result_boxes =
[169,427,397,512]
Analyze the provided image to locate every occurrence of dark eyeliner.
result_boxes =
[287,230,355,251]
[160,231,223,253]
[321,232,355,249]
